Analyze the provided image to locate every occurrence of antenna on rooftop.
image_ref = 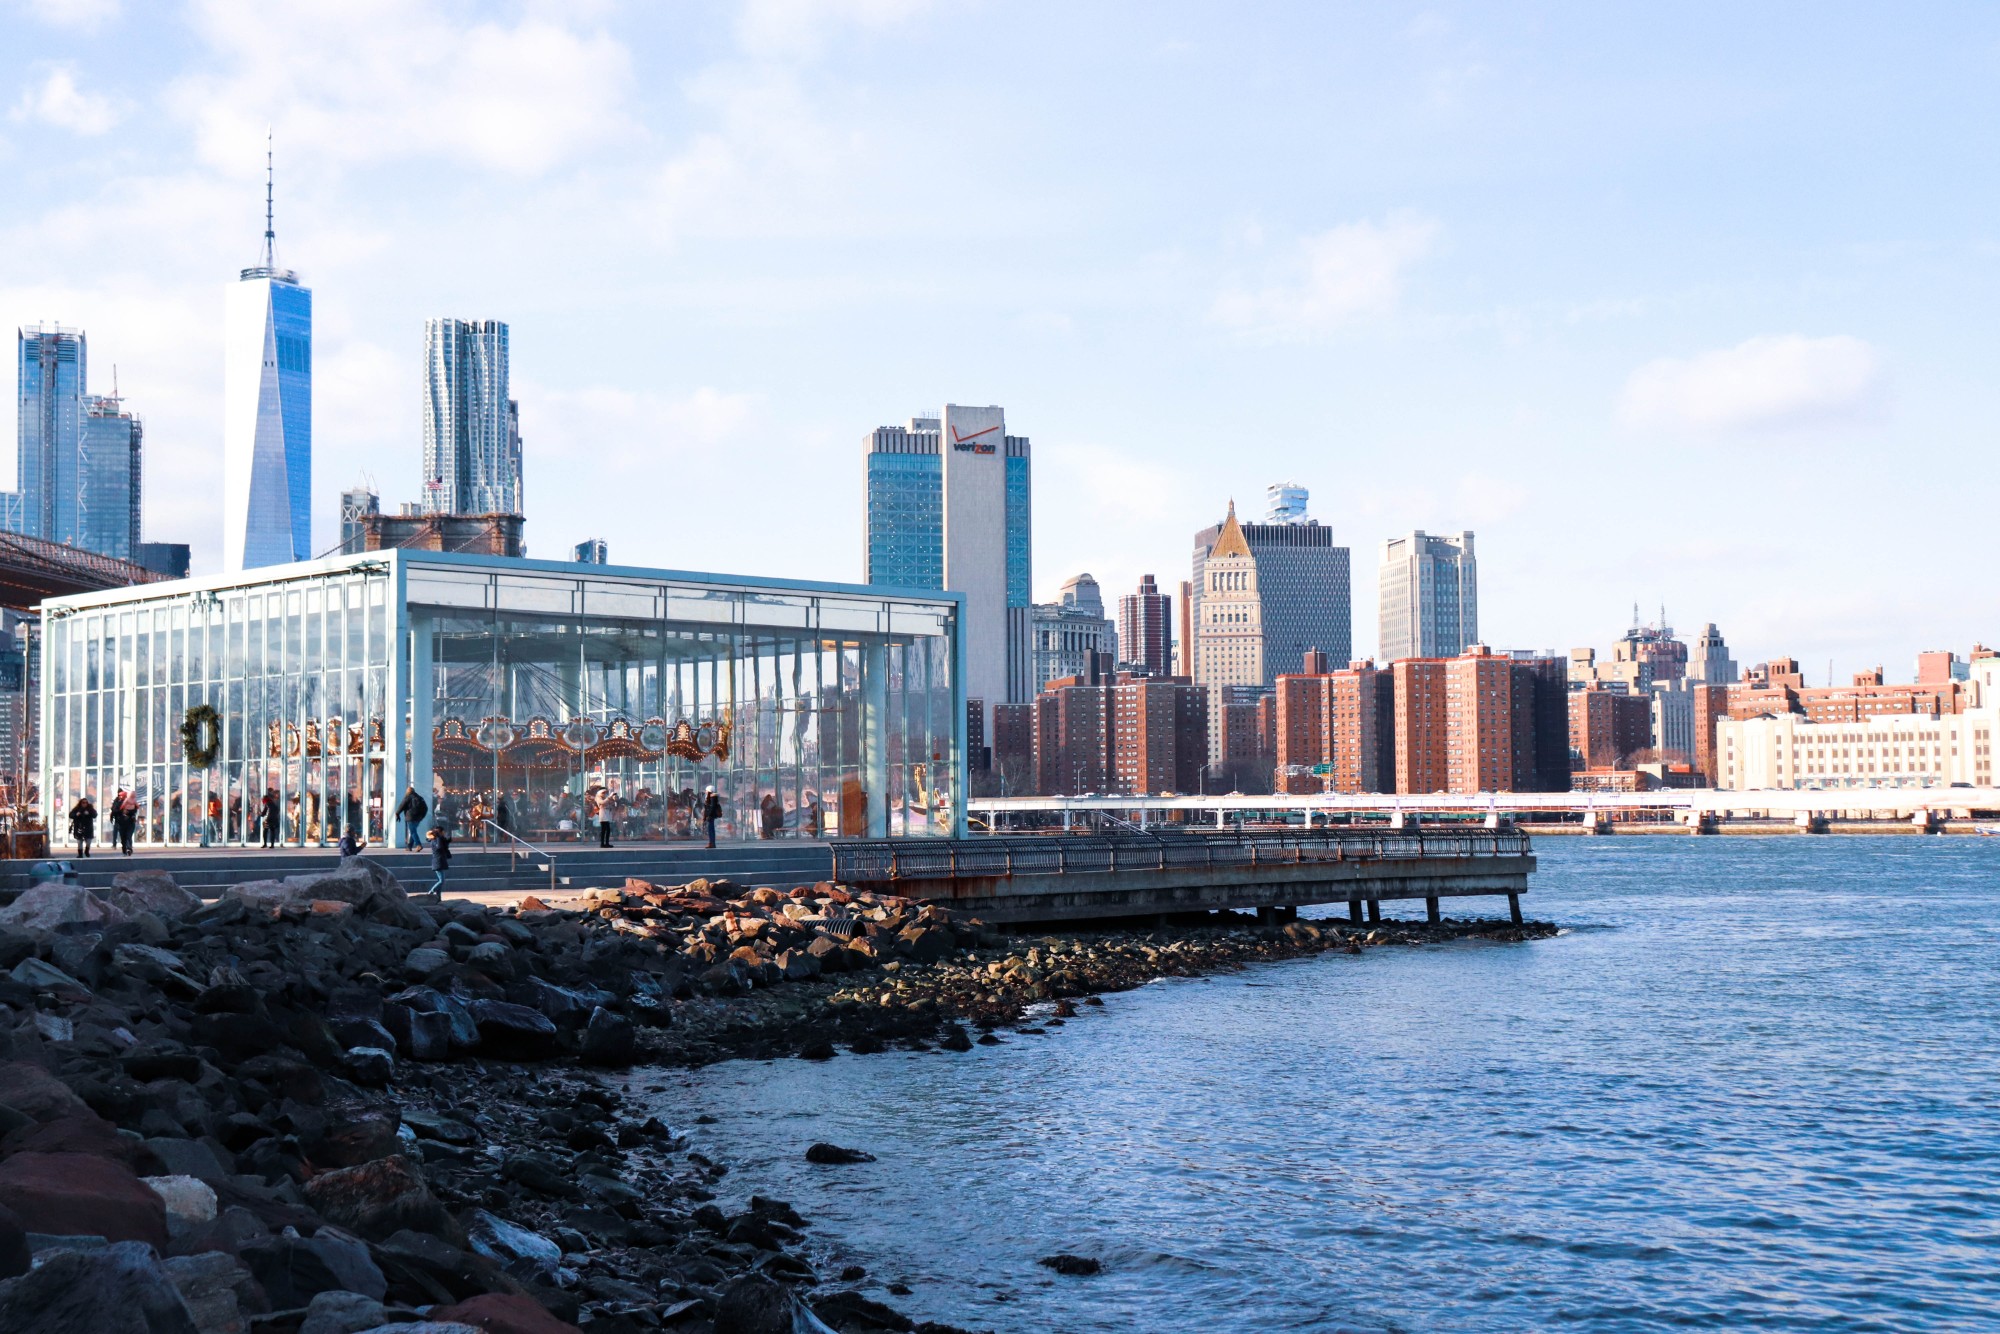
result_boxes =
[263,128,275,269]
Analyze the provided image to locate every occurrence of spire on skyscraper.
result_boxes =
[263,128,275,269]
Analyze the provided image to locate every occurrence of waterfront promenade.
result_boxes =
[972,784,2000,834]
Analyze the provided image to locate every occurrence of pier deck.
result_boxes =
[0,829,1535,925]
[832,829,1535,925]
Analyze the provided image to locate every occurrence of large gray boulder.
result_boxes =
[222,858,424,928]
[103,870,202,920]
[0,884,129,933]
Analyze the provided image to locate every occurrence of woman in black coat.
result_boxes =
[68,796,97,858]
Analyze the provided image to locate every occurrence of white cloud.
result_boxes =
[1212,212,1439,337]
[643,0,940,245]
[737,0,933,59]
[12,0,118,30]
[169,0,633,175]
[1618,334,1885,433]
[647,65,855,242]
[10,67,120,135]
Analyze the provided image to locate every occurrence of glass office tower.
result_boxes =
[11,330,147,562]
[80,396,142,561]
[16,326,87,548]
[41,550,963,847]
[223,266,312,569]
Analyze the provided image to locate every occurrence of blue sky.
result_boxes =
[3,0,1996,679]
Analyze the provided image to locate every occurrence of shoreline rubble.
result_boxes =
[0,858,1553,1334]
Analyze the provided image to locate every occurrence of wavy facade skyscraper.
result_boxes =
[222,143,312,570]
[422,318,521,515]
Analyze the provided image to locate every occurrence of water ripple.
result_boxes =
[637,837,2000,1333]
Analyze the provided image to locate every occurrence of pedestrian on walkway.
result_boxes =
[596,788,617,849]
[703,785,723,848]
[338,824,363,859]
[426,826,451,897]
[394,786,428,851]
[114,791,138,855]
[200,793,222,847]
[68,794,97,858]
[260,789,280,849]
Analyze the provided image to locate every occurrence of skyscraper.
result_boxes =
[423,318,521,515]
[1030,574,1115,692]
[863,406,1032,723]
[1193,503,1265,761]
[1690,623,1739,685]
[12,328,146,562]
[1118,574,1172,677]
[339,486,380,555]
[16,325,86,547]
[1378,530,1476,661]
[1190,488,1351,685]
[223,142,312,570]
[80,395,141,561]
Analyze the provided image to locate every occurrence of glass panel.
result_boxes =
[408,570,494,608]
[583,581,658,620]
[820,599,885,633]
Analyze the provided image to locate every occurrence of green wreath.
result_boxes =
[180,704,222,768]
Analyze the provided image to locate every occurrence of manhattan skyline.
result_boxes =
[2,3,1996,676]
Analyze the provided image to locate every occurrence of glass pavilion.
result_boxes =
[39,550,964,848]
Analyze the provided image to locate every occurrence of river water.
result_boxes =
[636,836,2000,1332]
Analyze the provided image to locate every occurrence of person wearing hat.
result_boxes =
[702,785,723,848]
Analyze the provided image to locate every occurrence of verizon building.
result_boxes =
[863,404,1032,738]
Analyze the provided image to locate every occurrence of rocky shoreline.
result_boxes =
[0,859,1553,1334]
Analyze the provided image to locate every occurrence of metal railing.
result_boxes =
[479,819,564,895]
[831,827,1531,883]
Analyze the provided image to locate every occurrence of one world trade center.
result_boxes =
[223,139,312,570]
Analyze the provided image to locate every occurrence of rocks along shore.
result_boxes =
[0,857,1552,1333]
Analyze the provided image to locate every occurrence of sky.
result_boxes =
[2,0,1997,682]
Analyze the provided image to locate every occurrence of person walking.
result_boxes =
[110,790,129,855]
[68,794,97,858]
[425,826,451,897]
[201,793,222,847]
[702,785,723,848]
[394,786,428,851]
[115,792,138,855]
[596,789,615,849]
[260,789,280,849]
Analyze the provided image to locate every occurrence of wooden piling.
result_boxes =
[1426,895,1440,924]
